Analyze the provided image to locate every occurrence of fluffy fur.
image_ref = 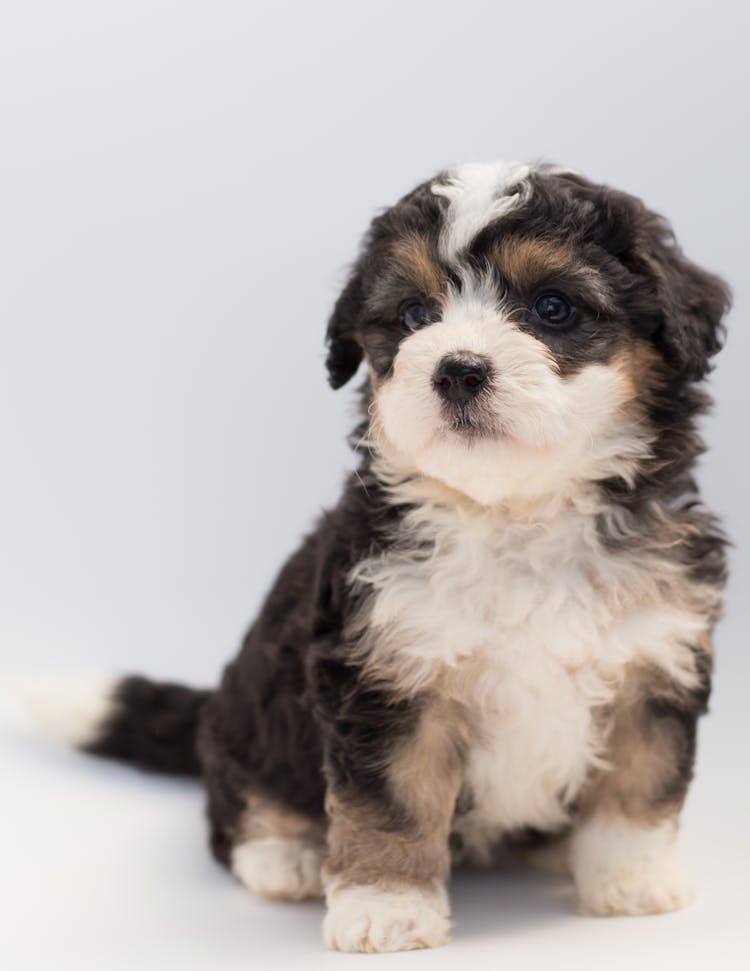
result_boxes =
[29,161,729,953]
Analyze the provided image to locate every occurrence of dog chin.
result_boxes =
[378,408,651,509]
[443,416,499,441]
[377,434,551,508]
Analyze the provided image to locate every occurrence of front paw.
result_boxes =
[578,860,694,916]
[572,817,694,916]
[323,883,451,953]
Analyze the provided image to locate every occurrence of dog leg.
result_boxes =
[571,816,692,916]
[570,662,708,915]
[322,700,465,952]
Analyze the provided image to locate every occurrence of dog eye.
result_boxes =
[531,293,574,327]
[400,299,434,332]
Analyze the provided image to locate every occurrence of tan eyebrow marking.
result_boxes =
[389,233,446,295]
[493,235,615,310]
[493,236,578,290]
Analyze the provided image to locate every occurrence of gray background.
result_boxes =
[1,2,747,969]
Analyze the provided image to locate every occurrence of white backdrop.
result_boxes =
[1,2,748,969]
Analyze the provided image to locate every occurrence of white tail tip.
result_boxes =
[20,675,118,748]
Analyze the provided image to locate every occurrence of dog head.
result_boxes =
[325,162,730,506]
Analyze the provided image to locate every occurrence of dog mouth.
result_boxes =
[442,401,499,440]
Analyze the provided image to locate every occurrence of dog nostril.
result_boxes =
[433,357,490,401]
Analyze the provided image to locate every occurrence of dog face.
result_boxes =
[326,162,729,505]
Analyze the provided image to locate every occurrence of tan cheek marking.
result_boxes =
[611,342,664,397]
[493,236,577,291]
[608,342,665,423]
[390,234,446,296]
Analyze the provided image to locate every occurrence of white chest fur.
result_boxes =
[351,488,706,859]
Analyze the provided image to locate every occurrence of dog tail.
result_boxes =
[23,674,211,776]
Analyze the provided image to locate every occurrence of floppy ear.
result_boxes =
[637,217,731,380]
[550,173,730,381]
[325,268,365,389]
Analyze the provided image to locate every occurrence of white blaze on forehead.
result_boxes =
[432,160,532,260]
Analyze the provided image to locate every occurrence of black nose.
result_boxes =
[433,356,490,402]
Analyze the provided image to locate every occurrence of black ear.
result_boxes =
[637,217,731,381]
[325,267,365,389]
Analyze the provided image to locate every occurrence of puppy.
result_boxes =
[29,161,729,953]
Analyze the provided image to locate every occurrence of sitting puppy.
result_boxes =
[31,161,729,953]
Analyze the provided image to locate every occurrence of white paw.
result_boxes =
[577,858,694,916]
[572,817,694,916]
[230,836,323,901]
[323,883,451,953]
